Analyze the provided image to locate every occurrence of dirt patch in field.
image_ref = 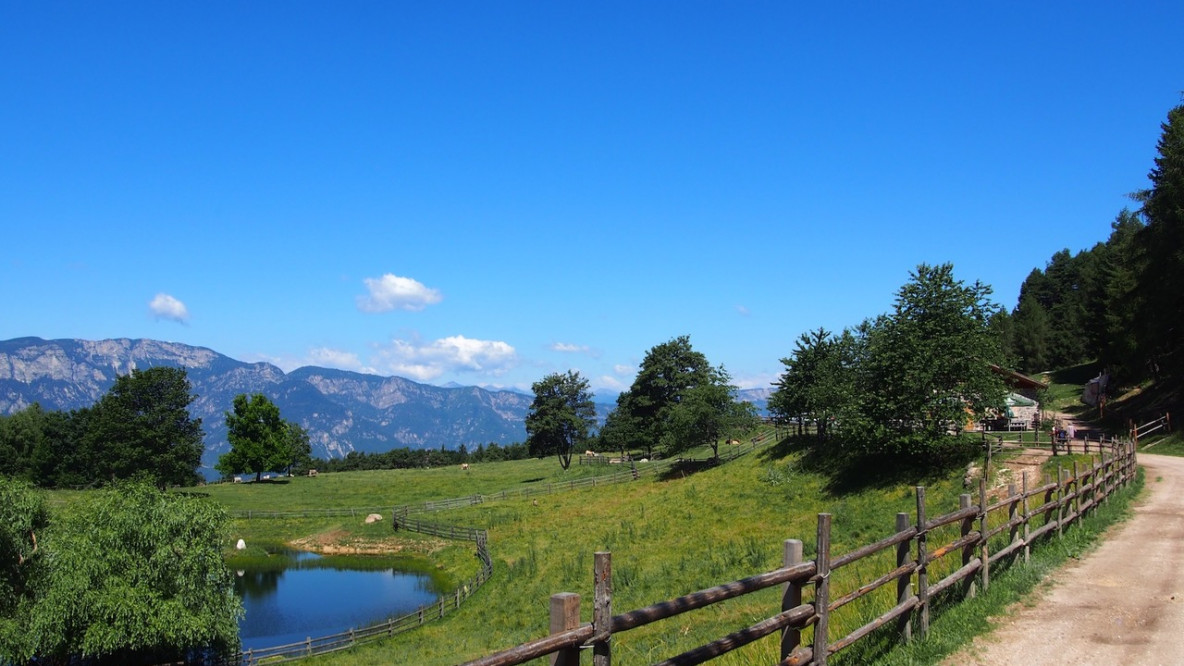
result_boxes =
[288,528,449,557]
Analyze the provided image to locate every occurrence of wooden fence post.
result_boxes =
[550,593,580,666]
[895,513,912,644]
[978,478,989,592]
[1057,466,1066,540]
[1072,461,1080,524]
[814,513,832,666]
[915,487,929,638]
[1098,445,1108,502]
[782,539,804,658]
[594,552,612,666]
[1043,475,1056,535]
[1021,473,1030,564]
[960,494,975,599]
[1006,483,1019,566]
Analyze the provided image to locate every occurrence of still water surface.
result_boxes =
[234,550,442,650]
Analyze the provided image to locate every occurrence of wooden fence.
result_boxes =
[227,427,776,521]
[983,429,1117,457]
[392,438,768,518]
[1132,412,1172,447]
[462,439,1137,666]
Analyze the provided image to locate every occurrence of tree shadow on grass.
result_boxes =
[759,434,980,496]
[657,458,721,481]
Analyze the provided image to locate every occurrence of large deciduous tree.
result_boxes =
[216,393,290,482]
[525,371,597,470]
[612,336,714,458]
[660,366,758,459]
[769,328,864,441]
[864,263,1007,450]
[86,367,205,489]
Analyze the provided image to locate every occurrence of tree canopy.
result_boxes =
[863,263,1007,448]
[216,393,299,482]
[609,336,751,458]
[0,478,48,661]
[772,263,1007,459]
[87,366,205,488]
[525,371,597,470]
[660,365,758,459]
[769,328,862,441]
[1002,102,1184,390]
[0,367,205,489]
[0,481,240,665]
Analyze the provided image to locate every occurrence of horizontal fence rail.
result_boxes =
[463,438,1137,665]
[223,430,778,664]
[229,428,776,521]
[1133,412,1172,447]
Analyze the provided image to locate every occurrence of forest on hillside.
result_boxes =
[996,102,1184,392]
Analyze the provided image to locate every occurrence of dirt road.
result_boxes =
[946,453,1184,665]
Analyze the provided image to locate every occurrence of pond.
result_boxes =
[233,550,445,650]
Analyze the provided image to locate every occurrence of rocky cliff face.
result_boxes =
[0,337,531,469]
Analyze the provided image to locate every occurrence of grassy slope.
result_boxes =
[195,370,1148,663]
[205,442,976,666]
[196,385,1146,664]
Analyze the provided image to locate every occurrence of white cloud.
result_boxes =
[307,347,374,374]
[550,342,586,353]
[736,305,751,316]
[596,375,628,392]
[734,372,779,390]
[356,274,443,313]
[550,342,600,358]
[374,335,518,381]
[149,293,189,323]
[613,364,635,376]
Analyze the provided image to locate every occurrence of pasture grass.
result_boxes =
[197,455,626,513]
[283,441,982,666]
[1138,432,1184,456]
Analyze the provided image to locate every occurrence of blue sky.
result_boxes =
[2,2,1182,396]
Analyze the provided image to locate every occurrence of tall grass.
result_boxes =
[286,442,976,665]
[194,432,1139,665]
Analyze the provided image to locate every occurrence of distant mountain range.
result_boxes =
[0,337,772,470]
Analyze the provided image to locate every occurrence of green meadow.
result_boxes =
[205,432,1105,665]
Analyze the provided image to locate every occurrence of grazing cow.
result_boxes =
[307,469,318,477]
[233,476,243,483]
[461,463,470,471]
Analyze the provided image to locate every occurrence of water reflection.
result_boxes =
[233,550,442,650]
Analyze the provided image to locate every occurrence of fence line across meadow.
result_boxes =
[462,437,1138,666]
[222,433,777,663]
[229,431,774,521]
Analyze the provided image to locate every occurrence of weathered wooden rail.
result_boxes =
[984,429,1117,456]
[228,427,776,521]
[1132,412,1172,447]
[391,438,768,518]
[462,439,1137,665]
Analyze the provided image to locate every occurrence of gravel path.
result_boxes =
[945,453,1184,665]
